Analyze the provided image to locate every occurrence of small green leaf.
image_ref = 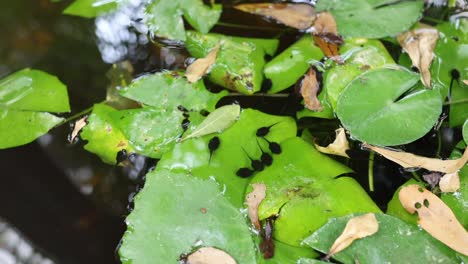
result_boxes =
[316,0,424,38]
[183,104,240,140]
[463,120,468,144]
[63,0,118,18]
[303,213,460,263]
[145,0,221,41]
[337,67,443,146]
[119,169,256,263]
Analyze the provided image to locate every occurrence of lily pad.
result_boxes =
[303,213,460,263]
[316,0,424,38]
[63,0,118,18]
[336,67,443,146]
[185,31,279,94]
[249,137,380,246]
[145,0,221,41]
[119,169,256,263]
[258,240,318,264]
[0,68,70,149]
[119,71,227,112]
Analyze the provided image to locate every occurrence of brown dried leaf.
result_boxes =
[301,68,323,111]
[363,144,468,174]
[314,128,350,158]
[463,80,468,85]
[311,12,344,63]
[186,247,237,264]
[399,185,468,255]
[439,172,460,192]
[397,27,439,88]
[245,183,267,231]
[185,43,220,83]
[68,116,87,143]
[326,213,379,259]
[234,3,316,30]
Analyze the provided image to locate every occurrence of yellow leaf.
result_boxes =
[397,26,439,88]
[363,144,468,174]
[185,43,220,83]
[300,68,323,111]
[314,128,350,158]
[234,3,316,30]
[326,213,379,259]
[186,247,237,264]
[439,172,460,193]
[399,185,468,255]
[245,183,267,231]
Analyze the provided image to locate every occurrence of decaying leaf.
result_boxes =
[422,171,443,189]
[300,68,323,111]
[326,213,379,259]
[311,12,344,63]
[397,27,439,88]
[314,128,350,158]
[68,116,87,143]
[399,185,468,255]
[185,43,221,83]
[439,172,460,192]
[245,183,267,231]
[186,247,237,264]
[363,143,468,174]
[182,104,241,141]
[234,3,316,30]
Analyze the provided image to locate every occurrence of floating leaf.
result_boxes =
[145,0,221,41]
[120,71,227,112]
[397,26,439,88]
[300,68,323,111]
[363,143,468,174]
[183,104,240,140]
[185,43,220,83]
[63,0,118,18]
[186,247,237,264]
[0,68,70,149]
[337,67,442,146]
[258,240,319,264]
[68,116,87,143]
[316,0,424,38]
[399,185,468,255]
[246,183,267,231]
[326,213,378,258]
[314,128,350,158]
[439,172,460,193]
[234,3,316,30]
[311,12,343,63]
[119,169,256,263]
[303,213,460,263]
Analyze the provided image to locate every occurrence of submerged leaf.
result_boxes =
[186,247,237,264]
[363,144,468,174]
[326,213,378,258]
[185,43,220,83]
[183,104,241,140]
[399,185,468,255]
[439,172,460,193]
[246,183,267,231]
[314,128,350,158]
[300,68,323,111]
[234,3,316,30]
[397,26,439,88]
[311,12,343,63]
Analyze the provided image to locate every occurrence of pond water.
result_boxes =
[0,0,463,263]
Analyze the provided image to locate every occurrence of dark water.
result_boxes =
[0,0,462,263]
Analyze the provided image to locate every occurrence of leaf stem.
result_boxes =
[57,102,102,127]
[443,98,468,105]
[368,151,375,192]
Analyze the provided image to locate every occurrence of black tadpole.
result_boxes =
[236,168,254,178]
[261,137,282,154]
[207,136,220,162]
[256,122,279,137]
[242,148,264,172]
[116,149,128,165]
[256,139,273,166]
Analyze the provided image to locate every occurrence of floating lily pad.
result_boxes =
[336,67,442,146]
[119,169,256,263]
[316,0,424,38]
[63,0,118,18]
[0,68,70,149]
[258,240,318,264]
[303,213,459,263]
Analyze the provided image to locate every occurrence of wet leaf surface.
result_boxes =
[185,43,220,83]
[314,128,350,158]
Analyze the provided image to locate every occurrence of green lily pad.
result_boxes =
[81,104,135,164]
[336,67,443,146]
[158,108,297,207]
[119,71,227,112]
[303,213,459,263]
[258,240,318,264]
[264,35,324,94]
[185,31,278,95]
[249,137,380,246]
[0,68,70,149]
[63,0,118,18]
[316,0,424,38]
[145,0,221,41]
[119,169,256,263]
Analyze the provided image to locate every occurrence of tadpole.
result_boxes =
[242,148,264,172]
[236,168,254,178]
[261,137,282,154]
[256,122,279,137]
[207,136,220,162]
[256,139,272,166]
